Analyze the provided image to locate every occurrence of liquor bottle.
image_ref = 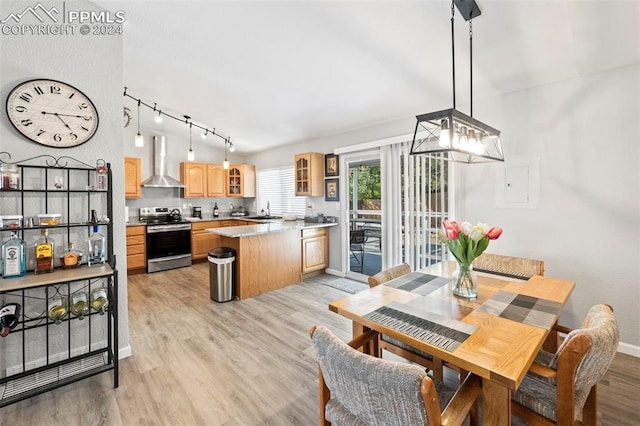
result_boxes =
[213,202,219,218]
[0,302,21,337]
[90,287,109,314]
[87,225,106,267]
[95,162,108,190]
[47,296,67,324]
[2,232,26,278]
[70,291,89,319]
[35,229,54,274]
[59,242,83,269]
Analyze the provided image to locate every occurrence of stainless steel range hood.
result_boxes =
[141,136,185,188]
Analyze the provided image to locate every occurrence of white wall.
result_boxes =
[0,0,130,357]
[462,64,640,352]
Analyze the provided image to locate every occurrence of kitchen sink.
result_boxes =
[245,215,282,220]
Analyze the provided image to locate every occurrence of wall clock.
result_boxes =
[6,78,99,148]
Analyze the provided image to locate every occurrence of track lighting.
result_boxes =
[201,129,208,140]
[223,139,229,170]
[185,116,195,161]
[229,142,235,152]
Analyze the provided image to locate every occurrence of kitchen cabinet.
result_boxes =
[226,164,255,197]
[126,225,146,272]
[220,220,248,227]
[301,227,328,274]
[124,157,142,199]
[294,152,324,196]
[207,164,226,197]
[180,162,207,198]
[191,221,220,260]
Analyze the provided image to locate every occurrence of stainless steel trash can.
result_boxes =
[208,247,236,302]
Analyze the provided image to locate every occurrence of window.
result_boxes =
[256,166,306,216]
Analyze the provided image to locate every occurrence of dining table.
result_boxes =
[328,260,575,425]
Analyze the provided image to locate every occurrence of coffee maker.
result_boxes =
[192,206,202,218]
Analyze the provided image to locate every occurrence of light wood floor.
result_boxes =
[0,263,638,425]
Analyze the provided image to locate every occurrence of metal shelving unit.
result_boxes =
[0,154,118,407]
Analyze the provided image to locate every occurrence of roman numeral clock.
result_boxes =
[6,79,99,148]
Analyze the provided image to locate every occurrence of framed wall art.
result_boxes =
[325,178,339,202]
[325,154,339,177]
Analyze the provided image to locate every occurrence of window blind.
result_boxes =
[256,166,306,216]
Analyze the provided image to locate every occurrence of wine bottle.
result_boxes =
[213,202,219,218]
[48,296,67,324]
[2,232,26,278]
[90,287,109,314]
[70,292,89,320]
[0,302,21,337]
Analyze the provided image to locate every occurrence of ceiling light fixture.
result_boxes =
[135,99,144,147]
[153,103,163,123]
[410,0,504,163]
[201,129,208,140]
[223,138,229,170]
[185,115,195,161]
[229,142,235,152]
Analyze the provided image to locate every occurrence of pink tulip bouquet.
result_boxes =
[438,220,503,298]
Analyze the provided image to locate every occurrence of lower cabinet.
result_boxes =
[126,225,146,272]
[301,227,329,274]
[192,221,220,260]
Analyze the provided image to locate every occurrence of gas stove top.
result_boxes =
[139,206,190,226]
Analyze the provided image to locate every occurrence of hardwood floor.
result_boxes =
[0,263,638,425]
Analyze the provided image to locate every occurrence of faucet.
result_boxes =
[229,202,234,211]
[266,201,270,216]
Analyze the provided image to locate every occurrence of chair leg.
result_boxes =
[582,385,597,426]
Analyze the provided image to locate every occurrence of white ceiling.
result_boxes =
[102,0,640,153]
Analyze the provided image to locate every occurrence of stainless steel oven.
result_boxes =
[140,207,192,273]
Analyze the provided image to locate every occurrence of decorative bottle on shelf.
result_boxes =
[60,242,83,269]
[213,202,219,218]
[2,232,26,278]
[95,161,108,190]
[35,229,54,274]
[70,291,89,319]
[0,302,21,337]
[87,225,106,267]
[47,296,67,324]
[90,286,109,314]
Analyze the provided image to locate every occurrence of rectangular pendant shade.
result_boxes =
[409,108,504,163]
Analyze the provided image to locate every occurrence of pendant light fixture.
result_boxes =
[223,138,230,170]
[185,115,195,161]
[134,100,144,147]
[153,103,163,123]
[410,0,504,163]
[229,141,235,152]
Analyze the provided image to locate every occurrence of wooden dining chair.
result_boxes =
[472,252,545,279]
[367,263,444,380]
[511,304,619,426]
[310,325,481,426]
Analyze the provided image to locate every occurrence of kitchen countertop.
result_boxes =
[206,220,337,238]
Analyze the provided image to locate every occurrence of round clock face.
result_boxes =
[6,79,99,148]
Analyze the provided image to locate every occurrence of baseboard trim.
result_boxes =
[119,344,132,359]
[618,341,640,358]
[325,268,343,277]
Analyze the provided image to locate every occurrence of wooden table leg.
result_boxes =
[482,379,512,426]
[352,322,378,356]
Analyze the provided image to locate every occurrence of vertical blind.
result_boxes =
[256,166,307,216]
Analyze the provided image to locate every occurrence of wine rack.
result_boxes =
[0,154,118,407]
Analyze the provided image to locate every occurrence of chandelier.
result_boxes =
[410,0,504,163]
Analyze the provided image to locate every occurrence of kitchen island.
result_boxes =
[206,220,337,299]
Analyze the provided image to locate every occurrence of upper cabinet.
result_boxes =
[180,162,207,198]
[295,152,324,196]
[227,164,256,197]
[124,157,142,199]
[207,164,226,197]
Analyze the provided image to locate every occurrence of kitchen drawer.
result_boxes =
[191,220,219,231]
[220,220,242,227]
[127,253,146,269]
[127,244,145,256]
[302,227,327,239]
[126,225,145,236]
[127,235,145,246]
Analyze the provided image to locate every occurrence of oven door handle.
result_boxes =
[147,224,192,233]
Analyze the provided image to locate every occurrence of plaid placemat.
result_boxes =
[476,290,562,329]
[364,301,477,352]
[384,272,451,296]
